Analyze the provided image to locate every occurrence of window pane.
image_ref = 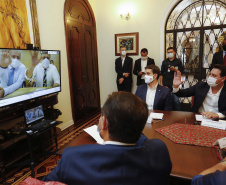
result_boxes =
[166,0,201,30]
[203,1,226,26]
[165,33,174,58]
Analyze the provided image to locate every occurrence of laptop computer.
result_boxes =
[24,105,57,133]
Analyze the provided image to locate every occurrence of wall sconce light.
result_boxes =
[120,13,130,21]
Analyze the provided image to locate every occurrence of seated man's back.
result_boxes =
[43,91,172,185]
[43,135,171,185]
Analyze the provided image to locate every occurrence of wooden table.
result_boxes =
[57,110,220,180]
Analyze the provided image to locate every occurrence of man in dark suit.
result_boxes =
[135,65,173,111]
[210,39,226,69]
[173,64,226,119]
[192,158,226,185]
[133,48,155,86]
[43,92,172,185]
[115,47,133,92]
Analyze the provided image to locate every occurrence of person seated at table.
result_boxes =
[43,91,172,185]
[135,64,173,111]
[173,64,226,119]
[191,158,226,185]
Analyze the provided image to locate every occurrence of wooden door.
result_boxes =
[64,0,100,122]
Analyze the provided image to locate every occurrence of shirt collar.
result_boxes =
[223,50,226,56]
[147,82,158,90]
[209,85,224,95]
[103,141,136,146]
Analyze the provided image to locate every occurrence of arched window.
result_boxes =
[165,0,226,104]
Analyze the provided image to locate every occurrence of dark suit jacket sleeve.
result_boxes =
[133,60,139,76]
[127,57,133,74]
[115,59,124,78]
[164,89,173,111]
[160,61,167,76]
[191,171,226,185]
[42,155,64,182]
[174,82,199,97]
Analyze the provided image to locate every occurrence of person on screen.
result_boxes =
[192,158,226,185]
[173,64,226,119]
[43,92,172,185]
[0,50,26,98]
[0,50,11,89]
[135,65,173,111]
[26,53,60,87]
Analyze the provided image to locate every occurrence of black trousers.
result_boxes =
[117,81,132,92]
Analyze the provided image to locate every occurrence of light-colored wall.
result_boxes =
[36,0,73,126]
[35,0,178,126]
[93,0,176,106]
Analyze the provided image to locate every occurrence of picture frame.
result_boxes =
[29,0,41,49]
[115,32,139,56]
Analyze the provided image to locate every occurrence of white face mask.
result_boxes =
[141,56,148,60]
[10,58,21,68]
[207,76,220,87]
[121,51,127,56]
[167,53,174,58]
[145,75,155,84]
[41,58,50,69]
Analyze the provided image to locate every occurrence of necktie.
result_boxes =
[8,68,15,86]
[43,69,47,87]
[224,52,226,66]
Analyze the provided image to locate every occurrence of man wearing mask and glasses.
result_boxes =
[133,48,155,86]
[26,52,60,88]
[135,65,173,111]
[160,47,183,111]
[173,64,226,119]
[0,50,26,98]
[210,39,226,70]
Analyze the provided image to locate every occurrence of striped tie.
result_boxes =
[43,69,47,87]
[8,68,15,86]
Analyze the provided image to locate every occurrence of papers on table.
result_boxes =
[195,114,204,121]
[201,119,226,130]
[150,113,164,119]
[84,125,104,144]
[147,113,164,123]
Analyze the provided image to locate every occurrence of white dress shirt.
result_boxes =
[103,141,135,146]
[3,63,26,96]
[146,83,158,110]
[198,86,224,118]
[121,57,125,67]
[141,59,147,79]
[173,86,225,118]
[32,63,60,87]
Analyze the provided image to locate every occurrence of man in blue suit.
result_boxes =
[135,65,173,111]
[43,91,172,185]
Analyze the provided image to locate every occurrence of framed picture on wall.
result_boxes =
[115,32,139,56]
[0,0,41,49]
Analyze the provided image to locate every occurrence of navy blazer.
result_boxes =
[43,134,172,185]
[135,84,173,111]
[115,56,133,83]
[175,81,226,115]
[133,57,155,86]
[210,50,224,69]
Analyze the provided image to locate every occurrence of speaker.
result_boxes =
[26,44,33,50]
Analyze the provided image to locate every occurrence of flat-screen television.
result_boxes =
[0,48,61,108]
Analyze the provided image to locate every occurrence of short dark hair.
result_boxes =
[167,47,176,52]
[102,92,148,143]
[145,64,160,79]
[212,64,226,77]
[141,48,148,53]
